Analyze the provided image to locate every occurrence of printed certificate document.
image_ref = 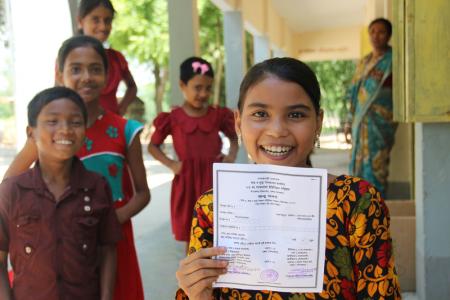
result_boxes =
[213,163,327,293]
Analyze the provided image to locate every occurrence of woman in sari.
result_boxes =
[344,18,397,198]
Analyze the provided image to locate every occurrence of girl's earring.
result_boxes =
[315,134,321,148]
[237,134,242,146]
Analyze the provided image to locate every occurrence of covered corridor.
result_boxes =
[1,0,449,298]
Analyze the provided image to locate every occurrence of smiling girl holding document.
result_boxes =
[175,57,401,300]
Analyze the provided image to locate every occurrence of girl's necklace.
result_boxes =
[87,108,104,128]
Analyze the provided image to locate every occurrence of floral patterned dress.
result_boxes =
[347,47,397,198]
[77,111,145,300]
[176,175,402,300]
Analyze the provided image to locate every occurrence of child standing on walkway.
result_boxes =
[0,87,121,300]
[76,0,137,115]
[148,57,238,249]
[4,36,150,300]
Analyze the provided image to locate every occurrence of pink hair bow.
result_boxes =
[192,61,210,75]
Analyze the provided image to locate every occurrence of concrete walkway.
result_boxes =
[134,158,184,299]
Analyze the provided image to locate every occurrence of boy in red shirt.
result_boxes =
[0,87,122,300]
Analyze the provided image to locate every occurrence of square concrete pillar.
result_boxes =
[223,10,247,163]
[253,35,270,63]
[67,0,79,34]
[167,0,199,107]
[223,10,246,109]
[415,122,450,299]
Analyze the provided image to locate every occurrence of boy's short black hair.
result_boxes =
[28,87,87,127]
[179,56,214,84]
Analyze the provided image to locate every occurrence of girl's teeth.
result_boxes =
[55,140,72,145]
[262,145,292,156]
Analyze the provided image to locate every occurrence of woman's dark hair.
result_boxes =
[179,56,214,84]
[78,0,115,19]
[57,35,108,73]
[369,18,392,38]
[28,87,87,127]
[237,57,321,114]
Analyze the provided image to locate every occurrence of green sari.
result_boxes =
[347,47,397,197]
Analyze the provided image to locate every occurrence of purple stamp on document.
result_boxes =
[260,269,279,282]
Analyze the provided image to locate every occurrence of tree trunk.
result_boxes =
[213,56,223,107]
[153,61,169,113]
[212,14,223,107]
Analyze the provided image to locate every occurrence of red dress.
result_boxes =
[100,48,131,114]
[151,106,237,242]
[78,111,144,300]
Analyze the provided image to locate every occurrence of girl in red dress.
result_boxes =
[148,57,239,250]
[4,36,150,300]
[76,0,137,115]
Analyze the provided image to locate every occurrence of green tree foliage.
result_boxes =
[110,0,168,65]
[198,0,223,62]
[110,0,229,112]
[107,0,258,114]
[308,60,356,127]
[198,0,225,106]
[245,31,254,69]
[197,0,253,107]
[109,0,169,116]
